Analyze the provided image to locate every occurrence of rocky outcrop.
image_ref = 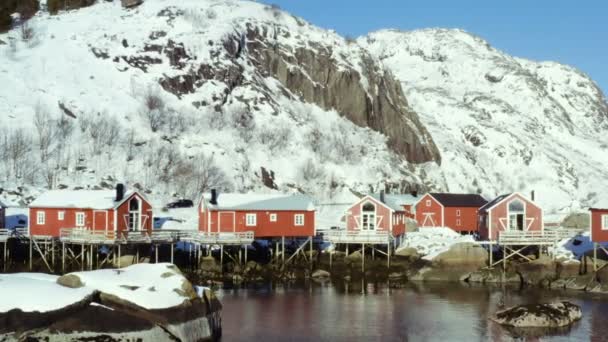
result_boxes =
[47,0,95,15]
[491,302,582,328]
[430,242,488,268]
[243,25,440,164]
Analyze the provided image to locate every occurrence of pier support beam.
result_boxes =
[29,237,33,271]
[361,243,365,273]
[170,243,174,264]
[387,243,390,268]
[594,242,598,272]
[281,236,285,267]
[118,244,121,268]
[155,245,159,263]
[220,245,224,271]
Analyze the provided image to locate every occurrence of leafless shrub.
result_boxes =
[306,124,323,153]
[33,103,58,163]
[20,21,34,42]
[330,121,358,163]
[6,128,33,180]
[141,88,166,132]
[231,110,255,142]
[81,112,122,155]
[258,124,290,152]
[207,110,227,130]
[299,158,325,182]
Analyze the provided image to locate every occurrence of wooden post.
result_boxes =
[244,245,248,264]
[275,240,279,262]
[170,243,174,264]
[362,243,365,273]
[329,249,333,269]
[309,237,313,269]
[372,245,375,260]
[81,243,84,271]
[387,243,390,268]
[3,241,7,272]
[90,244,94,270]
[117,244,121,268]
[62,242,65,273]
[489,242,493,267]
[136,248,140,264]
[155,245,159,263]
[502,245,506,272]
[594,242,598,272]
[281,236,285,266]
[29,237,33,271]
[238,247,242,266]
[220,245,224,272]
[346,244,349,256]
[51,239,55,268]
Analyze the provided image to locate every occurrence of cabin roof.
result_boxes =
[369,194,418,211]
[29,190,139,210]
[478,193,512,212]
[203,193,315,211]
[429,193,488,208]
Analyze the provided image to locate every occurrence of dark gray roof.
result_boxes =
[479,193,512,212]
[429,193,488,207]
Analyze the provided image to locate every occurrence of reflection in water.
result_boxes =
[216,281,608,341]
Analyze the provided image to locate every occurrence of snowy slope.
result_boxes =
[361,29,608,214]
[0,0,428,206]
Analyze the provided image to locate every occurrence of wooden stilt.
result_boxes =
[329,249,333,269]
[90,244,94,270]
[594,242,598,272]
[372,245,375,260]
[275,241,279,262]
[136,248,139,264]
[362,243,365,273]
[118,244,121,268]
[346,244,349,256]
[81,243,84,271]
[489,242,493,268]
[51,239,55,268]
[220,245,224,272]
[387,243,390,268]
[155,245,159,263]
[502,245,506,272]
[238,248,242,266]
[29,237,33,271]
[309,237,313,269]
[281,236,285,266]
[244,244,248,264]
[62,242,65,272]
[170,243,174,264]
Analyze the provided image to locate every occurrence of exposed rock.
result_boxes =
[112,254,139,267]
[345,250,362,262]
[561,213,589,229]
[464,268,521,284]
[516,256,558,286]
[200,256,221,273]
[244,26,440,164]
[47,0,95,15]
[431,242,488,268]
[57,274,84,288]
[491,302,582,328]
[260,167,278,190]
[311,269,330,280]
[121,0,144,8]
[395,247,419,259]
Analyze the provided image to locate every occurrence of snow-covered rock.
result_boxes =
[396,227,476,261]
[361,29,608,214]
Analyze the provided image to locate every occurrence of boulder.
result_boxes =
[515,256,557,286]
[431,242,488,268]
[57,274,84,288]
[491,302,582,328]
[200,256,221,273]
[464,269,521,284]
[345,250,362,262]
[112,254,139,267]
[311,269,330,279]
[395,247,419,259]
[121,0,144,8]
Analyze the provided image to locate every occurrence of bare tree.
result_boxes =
[141,87,166,132]
[7,128,33,180]
[299,158,325,182]
[33,103,58,164]
[258,124,290,152]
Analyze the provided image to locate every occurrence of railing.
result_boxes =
[498,230,575,245]
[179,231,255,244]
[60,228,117,244]
[322,230,392,244]
[1,228,29,240]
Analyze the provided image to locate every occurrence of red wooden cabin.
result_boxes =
[415,193,487,233]
[477,193,543,241]
[590,207,608,243]
[198,190,316,238]
[344,193,414,237]
[28,185,153,237]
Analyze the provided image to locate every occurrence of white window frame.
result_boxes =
[76,212,85,227]
[37,211,45,225]
[456,209,461,217]
[456,219,461,226]
[246,213,257,226]
[270,213,277,222]
[295,214,305,226]
[426,200,431,207]
[58,211,65,221]
[602,215,608,230]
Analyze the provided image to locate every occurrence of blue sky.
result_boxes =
[260,0,607,95]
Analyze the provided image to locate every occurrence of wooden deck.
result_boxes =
[57,228,254,245]
[322,230,393,245]
[0,228,28,242]
[497,229,582,246]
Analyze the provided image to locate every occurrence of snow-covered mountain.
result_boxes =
[0,0,437,206]
[361,29,608,213]
[1,1,607,217]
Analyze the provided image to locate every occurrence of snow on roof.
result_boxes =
[370,193,418,211]
[0,195,10,208]
[29,190,135,209]
[0,273,94,313]
[204,193,315,211]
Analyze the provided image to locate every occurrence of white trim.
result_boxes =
[506,198,526,231]
[295,214,305,226]
[58,211,65,221]
[270,213,277,222]
[127,196,143,231]
[36,211,45,225]
[75,212,85,227]
[456,219,461,226]
[489,210,492,240]
[456,209,461,217]
[602,214,608,231]
[360,200,377,231]
[425,200,431,207]
[484,192,534,212]
[245,213,257,226]
[421,212,436,227]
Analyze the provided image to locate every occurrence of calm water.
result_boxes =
[216,281,608,341]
